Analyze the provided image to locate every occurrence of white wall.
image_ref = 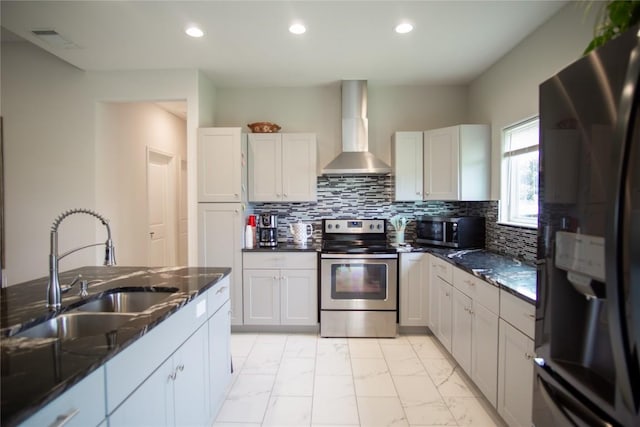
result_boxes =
[468,3,598,199]
[1,41,199,285]
[95,102,186,266]
[214,84,468,170]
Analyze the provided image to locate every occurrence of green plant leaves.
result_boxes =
[584,0,640,54]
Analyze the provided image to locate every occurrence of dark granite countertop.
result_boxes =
[406,247,537,304]
[0,266,230,427]
[242,242,321,252]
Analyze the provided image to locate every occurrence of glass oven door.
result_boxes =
[320,254,397,310]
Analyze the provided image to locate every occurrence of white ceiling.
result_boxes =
[1,1,567,87]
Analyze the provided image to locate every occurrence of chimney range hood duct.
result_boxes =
[321,80,392,175]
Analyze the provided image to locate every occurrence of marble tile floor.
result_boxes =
[213,332,506,427]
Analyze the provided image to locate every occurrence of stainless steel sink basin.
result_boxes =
[15,312,134,340]
[74,290,177,313]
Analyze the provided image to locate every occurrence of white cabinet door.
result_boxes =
[424,126,459,200]
[281,134,317,202]
[248,133,282,201]
[173,324,209,427]
[22,368,106,427]
[109,358,173,427]
[451,287,472,374]
[422,125,490,201]
[498,319,535,427]
[399,252,429,326]
[243,269,280,325]
[427,255,440,331]
[472,302,499,406]
[392,132,423,201]
[248,133,317,202]
[209,300,232,419]
[110,325,209,427]
[198,127,245,202]
[198,203,244,325]
[436,278,453,352]
[280,269,317,325]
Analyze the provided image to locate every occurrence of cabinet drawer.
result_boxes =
[22,367,105,427]
[243,252,317,269]
[208,276,231,314]
[430,255,453,284]
[500,290,535,339]
[453,268,499,315]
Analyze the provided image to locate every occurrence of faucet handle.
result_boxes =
[79,280,89,298]
[60,274,82,294]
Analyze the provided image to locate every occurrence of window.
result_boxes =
[500,117,539,228]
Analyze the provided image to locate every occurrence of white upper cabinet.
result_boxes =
[198,127,247,203]
[248,133,317,202]
[423,124,491,201]
[392,132,424,201]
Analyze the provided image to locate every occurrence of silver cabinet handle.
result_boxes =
[168,372,177,381]
[177,364,185,372]
[525,353,534,360]
[149,232,155,238]
[216,286,228,295]
[50,408,80,427]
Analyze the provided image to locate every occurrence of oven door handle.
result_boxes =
[321,253,398,259]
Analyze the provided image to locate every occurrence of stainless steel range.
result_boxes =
[320,219,398,338]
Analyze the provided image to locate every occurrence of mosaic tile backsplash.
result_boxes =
[251,176,537,264]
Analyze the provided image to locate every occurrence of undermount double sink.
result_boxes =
[15,289,179,341]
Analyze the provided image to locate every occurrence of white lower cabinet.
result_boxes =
[109,324,209,427]
[243,268,317,325]
[471,302,499,406]
[399,252,430,326]
[107,277,232,427]
[435,277,453,352]
[427,256,533,425]
[451,268,500,406]
[209,300,232,418]
[498,289,536,427]
[451,287,473,373]
[20,367,106,427]
[243,252,317,326]
[498,319,535,427]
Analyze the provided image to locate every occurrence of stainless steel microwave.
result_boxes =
[415,216,485,249]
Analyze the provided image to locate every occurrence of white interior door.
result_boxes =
[147,148,177,266]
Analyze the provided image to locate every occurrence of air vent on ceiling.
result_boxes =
[31,29,79,49]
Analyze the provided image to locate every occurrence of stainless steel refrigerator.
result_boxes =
[534,25,640,426]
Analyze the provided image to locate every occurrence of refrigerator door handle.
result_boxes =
[608,29,640,412]
[537,372,614,427]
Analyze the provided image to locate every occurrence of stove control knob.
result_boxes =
[377,224,382,230]
[328,224,333,229]
[369,224,374,230]
[335,224,340,229]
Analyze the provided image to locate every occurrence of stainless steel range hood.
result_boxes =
[322,80,391,175]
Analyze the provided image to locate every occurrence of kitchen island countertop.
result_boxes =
[0,266,230,427]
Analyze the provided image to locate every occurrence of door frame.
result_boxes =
[146,146,178,266]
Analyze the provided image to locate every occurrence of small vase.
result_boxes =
[396,231,405,244]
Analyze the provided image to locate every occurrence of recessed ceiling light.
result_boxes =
[185,26,204,38]
[289,23,306,35]
[395,22,413,34]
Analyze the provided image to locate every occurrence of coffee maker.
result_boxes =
[258,214,278,247]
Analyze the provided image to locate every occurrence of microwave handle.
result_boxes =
[441,221,448,243]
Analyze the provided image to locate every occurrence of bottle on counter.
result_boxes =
[245,224,253,249]
[245,215,257,249]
